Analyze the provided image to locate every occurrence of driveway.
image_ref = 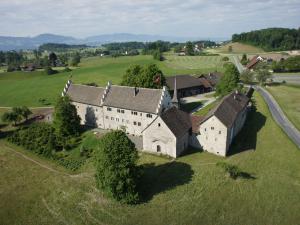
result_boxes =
[255,86,300,148]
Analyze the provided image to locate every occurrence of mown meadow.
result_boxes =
[1,92,300,225]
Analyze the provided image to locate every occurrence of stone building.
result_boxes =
[62,79,253,158]
[190,90,252,156]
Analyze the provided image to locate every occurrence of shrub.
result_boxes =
[216,162,242,179]
[45,66,58,75]
[95,130,141,204]
[8,123,57,157]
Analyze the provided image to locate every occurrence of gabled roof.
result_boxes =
[246,56,262,69]
[191,115,204,133]
[102,85,162,114]
[66,84,105,106]
[201,91,250,128]
[198,72,223,86]
[166,75,203,91]
[161,107,192,138]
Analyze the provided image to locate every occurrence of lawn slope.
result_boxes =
[0,92,300,225]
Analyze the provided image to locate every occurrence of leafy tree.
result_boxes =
[2,110,22,126]
[71,52,81,66]
[152,50,163,61]
[240,54,248,65]
[256,69,271,84]
[121,65,142,87]
[240,70,254,84]
[20,106,32,121]
[121,64,166,89]
[216,63,240,96]
[95,130,141,204]
[49,52,58,67]
[185,41,194,56]
[138,64,166,89]
[53,96,81,139]
[222,56,229,61]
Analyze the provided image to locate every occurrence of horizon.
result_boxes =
[0,0,299,38]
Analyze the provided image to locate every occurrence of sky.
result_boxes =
[0,0,299,39]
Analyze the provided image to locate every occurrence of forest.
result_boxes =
[232,28,300,51]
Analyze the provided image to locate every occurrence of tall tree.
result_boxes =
[240,70,254,84]
[138,64,166,89]
[71,52,81,66]
[49,52,58,67]
[121,65,142,87]
[185,41,194,56]
[53,96,81,138]
[216,63,240,96]
[95,130,140,204]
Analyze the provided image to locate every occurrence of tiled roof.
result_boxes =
[191,115,204,133]
[166,75,203,90]
[102,85,163,114]
[66,84,105,106]
[161,107,192,138]
[246,56,260,69]
[201,91,250,128]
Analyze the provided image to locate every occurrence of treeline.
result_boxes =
[38,43,89,52]
[272,55,300,72]
[0,51,25,66]
[232,28,300,51]
[103,42,145,51]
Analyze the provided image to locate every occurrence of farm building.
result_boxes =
[62,79,253,158]
[166,75,212,98]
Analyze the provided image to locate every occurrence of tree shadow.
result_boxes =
[85,107,97,127]
[228,103,266,156]
[138,161,194,203]
[238,172,256,180]
[180,146,203,157]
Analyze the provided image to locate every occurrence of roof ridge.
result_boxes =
[70,83,105,90]
[111,84,163,91]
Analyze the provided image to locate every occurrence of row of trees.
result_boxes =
[232,28,300,51]
[272,55,300,72]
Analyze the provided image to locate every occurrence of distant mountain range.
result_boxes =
[0,33,227,51]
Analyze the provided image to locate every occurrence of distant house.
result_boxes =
[22,63,36,72]
[246,55,264,70]
[166,75,209,98]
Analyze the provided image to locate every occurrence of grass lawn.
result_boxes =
[0,55,224,107]
[267,84,300,130]
[163,55,225,73]
[194,99,219,116]
[215,42,264,54]
[1,92,300,225]
[180,101,204,113]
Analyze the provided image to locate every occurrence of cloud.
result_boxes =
[0,0,299,38]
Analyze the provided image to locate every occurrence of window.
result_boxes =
[95,109,98,112]
[146,114,152,118]
[140,113,142,116]
[204,128,207,131]
[158,123,161,127]
[215,138,217,141]
[116,118,119,122]
[211,127,214,130]
[77,106,79,109]
[134,121,137,125]
[117,109,121,113]
[122,119,125,122]
[138,122,141,126]
[111,117,114,120]
[105,116,109,119]
[157,145,161,152]
[219,131,221,134]
[131,111,138,115]
[121,110,125,114]
[107,107,112,111]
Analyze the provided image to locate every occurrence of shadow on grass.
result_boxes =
[228,103,266,156]
[181,101,203,113]
[138,161,194,203]
[238,172,256,180]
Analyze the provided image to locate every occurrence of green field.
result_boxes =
[214,42,264,54]
[1,92,300,225]
[0,55,224,107]
[268,85,300,130]
[164,55,224,72]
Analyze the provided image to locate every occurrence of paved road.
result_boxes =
[255,86,300,148]
[272,74,300,84]
[231,55,245,73]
